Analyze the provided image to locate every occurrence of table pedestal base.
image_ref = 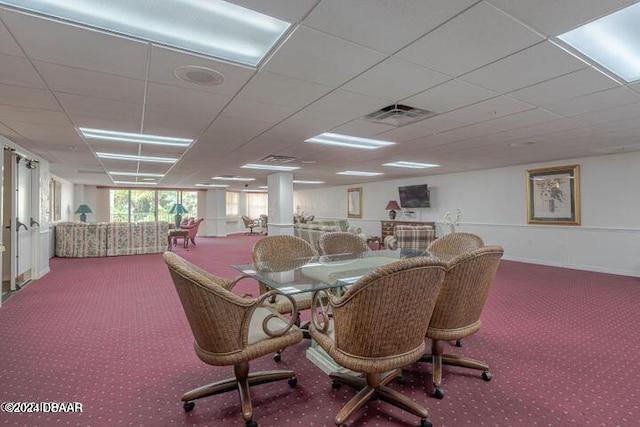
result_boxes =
[306,343,356,375]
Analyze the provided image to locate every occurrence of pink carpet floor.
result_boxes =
[0,234,638,426]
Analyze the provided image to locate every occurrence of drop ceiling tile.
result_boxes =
[146,83,230,115]
[262,26,386,87]
[402,79,498,114]
[2,122,80,144]
[486,0,637,36]
[35,61,145,105]
[306,89,389,120]
[332,120,395,137]
[142,107,213,139]
[238,71,331,109]
[395,2,543,76]
[483,108,563,132]
[508,68,619,106]
[1,9,149,79]
[0,16,24,56]
[0,53,46,89]
[517,117,588,136]
[342,57,451,102]
[572,102,640,125]
[221,98,297,124]
[460,41,587,93]
[56,93,142,130]
[0,83,61,111]
[147,46,255,96]
[303,0,477,54]
[545,87,640,117]
[0,105,70,126]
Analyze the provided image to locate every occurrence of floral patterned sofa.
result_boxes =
[293,219,364,253]
[55,222,170,257]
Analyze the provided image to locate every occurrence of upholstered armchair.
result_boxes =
[310,257,447,427]
[383,225,436,251]
[173,218,203,247]
[163,252,303,426]
[420,246,504,399]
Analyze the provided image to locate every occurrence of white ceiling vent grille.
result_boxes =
[260,154,297,163]
[364,104,437,127]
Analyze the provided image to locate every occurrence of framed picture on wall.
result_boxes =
[347,187,362,218]
[526,165,580,225]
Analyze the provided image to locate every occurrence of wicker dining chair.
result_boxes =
[427,232,484,262]
[252,235,318,361]
[427,232,485,347]
[317,231,370,255]
[310,257,447,427]
[420,245,504,399]
[163,252,303,427]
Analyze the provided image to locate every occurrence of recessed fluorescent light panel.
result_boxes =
[0,0,291,67]
[109,172,165,177]
[96,152,178,163]
[383,161,440,169]
[293,180,325,184]
[79,128,192,147]
[337,171,384,177]
[241,164,300,171]
[212,176,255,181]
[195,183,229,188]
[114,181,157,185]
[558,3,640,82]
[305,133,395,150]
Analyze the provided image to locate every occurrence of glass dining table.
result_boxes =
[232,248,432,373]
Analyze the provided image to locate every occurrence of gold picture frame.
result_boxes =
[347,187,362,218]
[526,165,580,225]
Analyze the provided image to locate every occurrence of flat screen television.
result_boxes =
[398,184,430,208]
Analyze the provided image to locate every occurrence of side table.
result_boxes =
[167,229,189,251]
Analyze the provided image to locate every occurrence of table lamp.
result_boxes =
[385,200,400,220]
[75,204,93,222]
[169,203,188,229]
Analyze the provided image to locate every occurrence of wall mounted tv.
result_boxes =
[398,184,430,208]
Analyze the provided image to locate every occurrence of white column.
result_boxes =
[267,172,294,236]
[204,188,227,237]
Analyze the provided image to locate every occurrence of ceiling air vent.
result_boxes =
[364,104,437,127]
[260,154,297,163]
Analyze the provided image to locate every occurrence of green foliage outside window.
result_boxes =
[110,189,198,223]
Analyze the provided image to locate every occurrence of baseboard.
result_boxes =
[502,255,640,278]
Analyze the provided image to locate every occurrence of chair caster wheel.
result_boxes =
[434,388,445,399]
[183,401,195,412]
[331,380,342,389]
[482,371,492,381]
[396,375,405,385]
[456,339,462,347]
[420,419,432,427]
[273,352,282,363]
[246,420,257,427]
[288,377,298,388]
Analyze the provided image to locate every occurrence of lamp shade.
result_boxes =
[75,204,92,222]
[385,200,401,210]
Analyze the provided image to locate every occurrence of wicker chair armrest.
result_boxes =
[221,274,253,292]
[253,290,299,337]
[310,289,339,333]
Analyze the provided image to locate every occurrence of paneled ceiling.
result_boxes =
[1,0,639,190]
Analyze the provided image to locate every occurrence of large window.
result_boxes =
[110,189,198,223]
[226,191,239,216]
[246,192,268,219]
